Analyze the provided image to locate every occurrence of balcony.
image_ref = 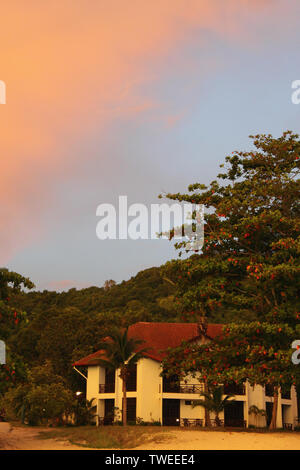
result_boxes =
[99,383,115,393]
[163,383,205,394]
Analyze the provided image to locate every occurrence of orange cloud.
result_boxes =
[0,0,289,263]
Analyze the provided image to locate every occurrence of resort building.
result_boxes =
[73,322,298,428]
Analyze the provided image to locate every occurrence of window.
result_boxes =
[126,364,137,392]
[105,368,115,393]
[163,374,180,393]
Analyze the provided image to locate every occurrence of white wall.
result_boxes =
[87,366,101,401]
[180,400,205,421]
[137,357,162,423]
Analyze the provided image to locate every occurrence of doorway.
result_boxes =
[104,399,115,425]
[126,397,136,423]
[163,399,180,426]
[224,401,244,427]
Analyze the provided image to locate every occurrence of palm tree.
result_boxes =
[192,385,235,426]
[98,328,147,426]
[248,405,267,428]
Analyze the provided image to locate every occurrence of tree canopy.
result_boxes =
[161,131,299,324]
[161,131,300,428]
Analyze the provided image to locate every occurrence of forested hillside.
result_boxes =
[11,266,175,318]
[5,267,179,390]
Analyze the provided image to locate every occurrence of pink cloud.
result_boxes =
[0,0,293,263]
[46,279,90,292]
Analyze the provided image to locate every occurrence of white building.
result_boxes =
[73,322,298,428]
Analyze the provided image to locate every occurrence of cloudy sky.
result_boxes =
[1,0,300,291]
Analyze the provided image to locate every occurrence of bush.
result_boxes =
[73,398,96,426]
[23,383,75,426]
[0,362,75,426]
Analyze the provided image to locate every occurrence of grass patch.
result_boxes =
[37,425,173,449]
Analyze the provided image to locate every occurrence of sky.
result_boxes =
[1,0,300,291]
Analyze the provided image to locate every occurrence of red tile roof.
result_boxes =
[73,322,223,366]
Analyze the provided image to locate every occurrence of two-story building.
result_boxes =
[73,322,298,428]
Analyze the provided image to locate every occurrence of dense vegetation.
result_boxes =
[1,266,179,400]
[162,131,300,428]
[1,131,298,428]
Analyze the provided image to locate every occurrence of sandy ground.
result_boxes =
[0,423,94,450]
[135,429,300,450]
[1,423,300,450]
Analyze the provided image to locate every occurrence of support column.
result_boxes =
[277,392,283,428]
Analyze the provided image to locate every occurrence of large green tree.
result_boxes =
[0,269,34,394]
[161,131,300,428]
[0,268,34,340]
[161,131,299,325]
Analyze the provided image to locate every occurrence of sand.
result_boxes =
[1,423,300,450]
[135,429,300,450]
[0,422,93,450]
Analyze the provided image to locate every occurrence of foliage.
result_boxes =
[0,269,34,394]
[163,322,298,389]
[10,267,175,323]
[1,361,75,425]
[161,131,299,324]
[162,131,299,429]
[73,397,96,426]
[192,385,234,426]
[6,266,177,392]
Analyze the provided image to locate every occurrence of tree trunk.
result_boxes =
[121,369,127,426]
[204,380,212,427]
[205,408,212,427]
[269,386,278,430]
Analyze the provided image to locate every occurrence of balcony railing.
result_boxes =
[163,383,205,394]
[181,418,204,427]
[163,382,245,395]
[99,383,115,393]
